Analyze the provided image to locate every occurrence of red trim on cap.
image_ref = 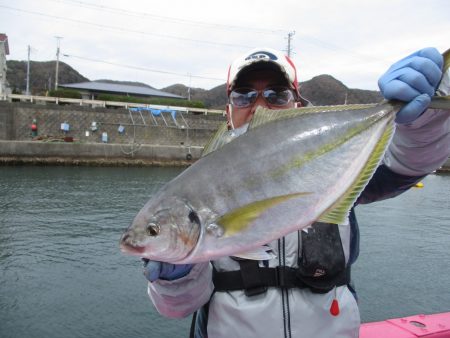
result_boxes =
[226,65,232,95]
[284,55,298,90]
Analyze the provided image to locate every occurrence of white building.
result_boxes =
[0,33,10,97]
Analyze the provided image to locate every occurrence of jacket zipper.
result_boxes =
[278,237,292,338]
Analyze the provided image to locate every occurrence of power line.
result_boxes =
[1,3,391,79]
[48,0,287,35]
[295,34,388,64]
[26,45,31,95]
[62,53,225,82]
[1,4,387,66]
[0,4,252,50]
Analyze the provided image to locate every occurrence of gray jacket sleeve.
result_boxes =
[383,73,450,176]
[383,108,450,176]
[147,262,214,318]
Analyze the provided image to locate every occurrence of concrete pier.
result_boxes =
[0,140,202,166]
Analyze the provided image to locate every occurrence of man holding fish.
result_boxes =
[122,46,450,337]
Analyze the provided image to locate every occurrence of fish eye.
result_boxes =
[146,222,160,237]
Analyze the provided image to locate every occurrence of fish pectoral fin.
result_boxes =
[216,192,311,237]
[318,122,394,225]
[232,245,277,261]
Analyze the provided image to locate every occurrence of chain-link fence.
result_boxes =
[5,102,225,147]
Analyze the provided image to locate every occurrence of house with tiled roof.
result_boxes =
[60,81,184,101]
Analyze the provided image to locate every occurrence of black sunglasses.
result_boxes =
[230,86,295,108]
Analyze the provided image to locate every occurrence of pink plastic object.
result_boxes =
[360,312,450,338]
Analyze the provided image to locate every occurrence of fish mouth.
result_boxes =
[119,233,146,256]
[120,242,146,256]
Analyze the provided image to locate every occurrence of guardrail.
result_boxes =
[1,94,225,116]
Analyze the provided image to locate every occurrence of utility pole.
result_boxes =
[286,31,295,57]
[187,73,192,101]
[26,45,30,95]
[54,36,63,90]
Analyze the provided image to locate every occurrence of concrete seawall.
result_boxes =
[0,100,224,166]
[0,140,203,166]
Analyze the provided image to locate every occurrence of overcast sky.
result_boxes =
[1,0,449,92]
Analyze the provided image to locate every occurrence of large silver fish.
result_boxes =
[120,50,450,264]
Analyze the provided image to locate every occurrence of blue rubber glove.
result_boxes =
[142,258,193,282]
[378,47,443,124]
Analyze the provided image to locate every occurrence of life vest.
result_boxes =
[212,222,350,296]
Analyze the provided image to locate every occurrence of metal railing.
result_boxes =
[1,93,225,116]
[1,93,225,146]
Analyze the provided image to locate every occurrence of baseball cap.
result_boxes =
[226,47,309,105]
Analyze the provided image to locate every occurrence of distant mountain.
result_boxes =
[161,84,208,101]
[6,60,88,94]
[161,83,227,108]
[299,74,382,106]
[6,60,382,107]
[162,76,382,109]
[94,79,155,89]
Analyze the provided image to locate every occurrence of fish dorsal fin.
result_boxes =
[248,106,297,129]
[201,104,378,157]
[201,122,230,157]
[202,103,383,156]
[248,103,379,130]
[318,120,395,224]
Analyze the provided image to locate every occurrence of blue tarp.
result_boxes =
[151,109,161,116]
[129,107,177,119]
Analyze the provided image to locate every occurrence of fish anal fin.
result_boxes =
[318,122,395,224]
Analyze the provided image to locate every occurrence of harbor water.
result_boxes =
[1,166,449,338]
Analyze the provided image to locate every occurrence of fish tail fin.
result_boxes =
[443,48,450,73]
[430,48,450,109]
[429,95,450,110]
